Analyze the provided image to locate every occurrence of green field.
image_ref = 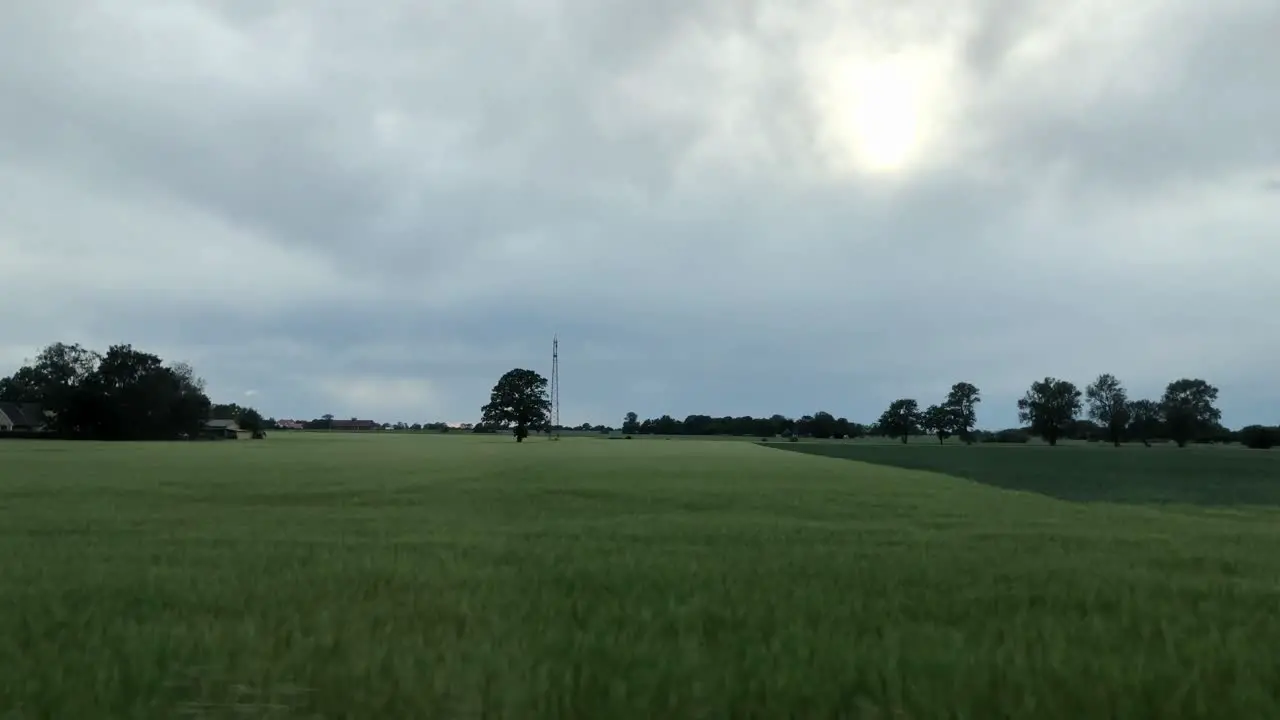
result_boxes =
[770,440,1280,506]
[2,434,1280,717]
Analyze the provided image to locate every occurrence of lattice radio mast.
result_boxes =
[550,334,561,439]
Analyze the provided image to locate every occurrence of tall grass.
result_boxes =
[2,434,1278,717]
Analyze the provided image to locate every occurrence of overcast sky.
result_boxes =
[2,1,1277,428]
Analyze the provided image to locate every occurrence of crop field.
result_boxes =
[2,434,1280,718]
[770,440,1280,506]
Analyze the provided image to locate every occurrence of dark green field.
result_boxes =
[769,441,1280,505]
[2,434,1279,718]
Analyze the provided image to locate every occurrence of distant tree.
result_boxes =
[1016,377,1081,446]
[943,382,981,444]
[210,403,235,420]
[921,404,955,444]
[1125,399,1162,446]
[0,342,101,429]
[1240,425,1278,450]
[842,419,867,439]
[683,414,713,435]
[622,411,640,434]
[0,342,209,439]
[1067,418,1105,442]
[877,399,921,444]
[1160,378,1222,448]
[810,411,837,439]
[237,407,265,434]
[833,417,852,438]
[211,402,265,433]
[770,414,794,437]
[990,428,1031,444]
[0,366,41,402]
[481,368,551,442]
[62,344,211,439]
[1204,423,1235,444]
[795,414,816,437]
[1085,373,1130,447]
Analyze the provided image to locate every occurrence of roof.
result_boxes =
[204,419,241,430]
[0,402,45,427]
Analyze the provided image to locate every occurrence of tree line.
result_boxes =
[269,416,457,432]
[620,411,864,439]
[9,351,1271,449]
[622,376,1276,449]
[0,342,264,441]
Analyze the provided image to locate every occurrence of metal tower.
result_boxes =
[550,334,560,438]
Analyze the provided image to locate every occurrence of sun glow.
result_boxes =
[811,49,952,177]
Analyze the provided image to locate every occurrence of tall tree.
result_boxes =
[0,342,101,430]
[0,366,43,402]
[1160,378,1221,448]
[921,404,955,444]
[1,343,215,440]
[1126,399,1162,447]
[1085,373,1130,447]
[1016,377,1082,446]
[622,411,640,434]
[77,344,211,440]
[943,382,981,444]
[481,368,551,442]
[878,399,921,444]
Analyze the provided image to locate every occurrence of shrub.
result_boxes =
[987,429,1031,444]
[1240,425,1277,450]
[789,436,799,443]
[625,435,633,440]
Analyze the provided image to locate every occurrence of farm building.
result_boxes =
[330,419,378,432]
[201,419,242,440]
[0,402,49,432]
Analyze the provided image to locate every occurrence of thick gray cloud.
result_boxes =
[2,0,1277,427]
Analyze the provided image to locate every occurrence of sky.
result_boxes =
[1,0,1277,429]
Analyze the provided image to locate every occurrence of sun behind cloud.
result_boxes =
[807,45,960,178]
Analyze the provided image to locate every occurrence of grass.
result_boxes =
[2,433,1279,717]
[768,440,1280,505]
